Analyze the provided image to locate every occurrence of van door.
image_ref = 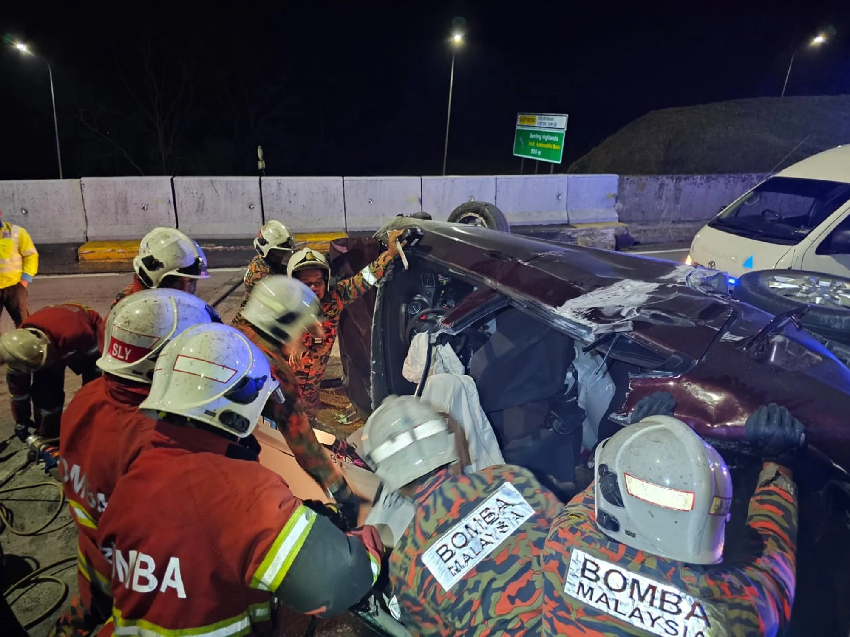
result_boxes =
[800,207,850,277]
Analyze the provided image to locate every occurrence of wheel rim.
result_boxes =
[455,212,488,228]
[765,273,850,310]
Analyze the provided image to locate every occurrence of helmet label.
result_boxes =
[624,473,695,512]
[564,549,713,637]
[108,337,153,364]
[421,481,534,592]
[173,355,237,383]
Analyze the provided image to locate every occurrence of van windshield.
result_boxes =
[708,177,850,245]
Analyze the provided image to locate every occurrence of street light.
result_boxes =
[781,33,829,98]
[442,31,464,176]
[12,42,63,178]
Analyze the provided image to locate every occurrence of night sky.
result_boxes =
[1,0,848,179]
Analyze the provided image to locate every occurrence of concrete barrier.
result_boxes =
[619,174,767,243]
[566,175,619,223]
[421,177,497,221]
[495,175,568,224]
[81,177,176,240]
[262,177,346,233]
[0,180,87,244]
[344,177,421,231]
[174,177,261,239]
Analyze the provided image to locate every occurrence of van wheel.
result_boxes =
[734,270,850,345]
[447,202,511,233]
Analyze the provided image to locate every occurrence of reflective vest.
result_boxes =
[0,222,38,288]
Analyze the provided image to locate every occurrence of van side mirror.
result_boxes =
[826,229,850,254]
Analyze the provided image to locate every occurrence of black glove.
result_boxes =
[302,499,349,532]
[328,482,363,530]
[745,404,805,465]
[630,392,676,424]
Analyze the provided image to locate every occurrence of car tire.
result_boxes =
[735,270,850,344]
[447,201,511,233]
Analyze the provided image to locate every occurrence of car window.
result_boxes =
[708,177,850,245]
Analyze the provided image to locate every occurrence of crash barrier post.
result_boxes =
[173,177,262,239]
[81,177,177,241]
[262,177,346,233]
[0,180,87,244]
[618,174,768,244]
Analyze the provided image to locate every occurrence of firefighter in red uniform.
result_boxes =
[233,275,363,526]
[112,227,209,308]
[242,219,298,297]
[285,228,404,410]
[97,323,384,635]
[54,290,218,636]
[0,303,104,438]
[542,396,804,637]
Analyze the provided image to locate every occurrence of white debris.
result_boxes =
[554,279,663,333]
[659,264,694,283]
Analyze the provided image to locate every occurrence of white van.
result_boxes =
[688,145,850,279]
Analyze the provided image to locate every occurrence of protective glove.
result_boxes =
[745,404,806,467]
[328,481,364,530]
[630,391,676,424]
[302,499,349,532]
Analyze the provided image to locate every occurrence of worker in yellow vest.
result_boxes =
[0,210,38,326]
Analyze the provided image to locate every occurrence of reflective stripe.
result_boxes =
[11,394,31,402]
[69,501,99,529]
[77,544,111,592]
[250,505,316,591]
[368,419,448,464]
[368,552,380,585]
[112,605,270,637]
[20,249,37,257]
[360,266,377,286]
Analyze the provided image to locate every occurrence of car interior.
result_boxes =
[373,261,667,502]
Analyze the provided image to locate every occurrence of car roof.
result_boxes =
[776,145,850,183]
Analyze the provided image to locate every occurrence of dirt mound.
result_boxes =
[569,95,850,175]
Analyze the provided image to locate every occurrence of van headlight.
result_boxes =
[685,255,694,266]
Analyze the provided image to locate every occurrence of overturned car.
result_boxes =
[275,217,850,635]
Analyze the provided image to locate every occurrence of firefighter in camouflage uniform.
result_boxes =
[542,394,803,637]
[286,228,404,410]
[232,275,363,526]
[362,395,562,636]
[242,220,298,299]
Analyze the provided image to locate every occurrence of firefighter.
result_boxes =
[541,400,803,637]
[285,228,404,410]
[0,303,104,438]
[54,290,217,636]
[0,209,38,326]
[243,219,298,296]
[361,395,562,635]
[233,275,363,526]
[97,323,384,634]
[112,227,209,308]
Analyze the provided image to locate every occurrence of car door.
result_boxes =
[800,206,850,276]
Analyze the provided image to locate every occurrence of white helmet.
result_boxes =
[0,328,50,373]
[242,276,322,345]
[361,395,458,493]
[140,324,280,438]
[98,289,218,383]
[133,228,209,289]
[254,220,297,259]
[287,247,330,278]
[594,415,733,565]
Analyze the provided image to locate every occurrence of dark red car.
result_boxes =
[331,217,850,636]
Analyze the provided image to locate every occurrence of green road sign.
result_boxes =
[513,127,566,164]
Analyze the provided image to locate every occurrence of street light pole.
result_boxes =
[781,33,828,98]
[781,53,795,98]
[442,31,463,176]
[442,52,456,176]
[14,43,63,178]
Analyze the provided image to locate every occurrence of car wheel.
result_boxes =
[735,270,850,345]
[447,202,511,233]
